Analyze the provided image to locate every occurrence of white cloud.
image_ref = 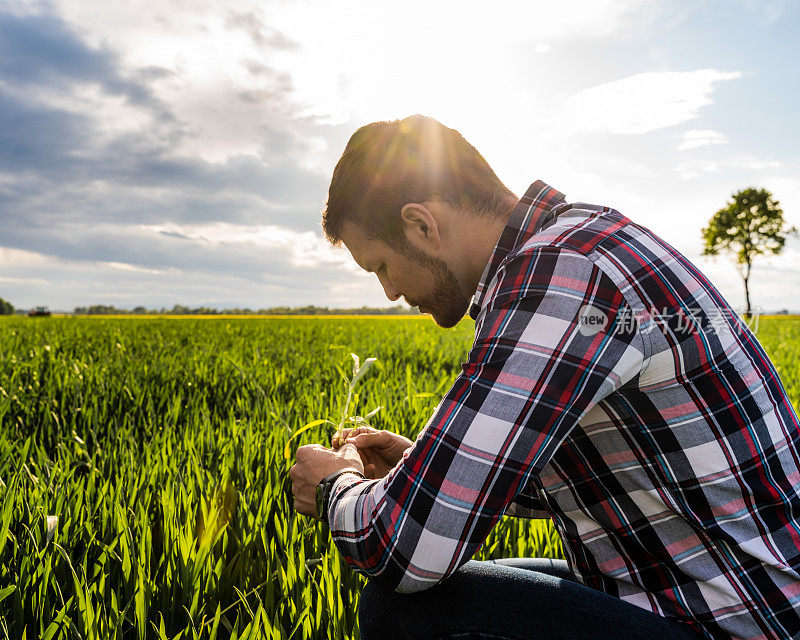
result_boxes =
[101,261,178,275]
[734,0,791,25]
[678,129,728,151]
[141,222,354,270]
[0,275,50,286]
[674,159,721,180]
[731,158,782,171]
[0,246,52,267]
[564,70,741,135]
[674,155,783,180]
[535,43,552,53]
[225,0,656,133]
[46,0,313,164]
[0,241,381,310]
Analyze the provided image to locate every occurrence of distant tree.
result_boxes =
[0,297,14,315]
[69,303,420,316]
[702,188,797,316]
[168,304,191,315]
[74,305,129,315]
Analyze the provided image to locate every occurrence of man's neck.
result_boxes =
[460,196,520,297]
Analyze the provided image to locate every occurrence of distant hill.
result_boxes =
[72,304,420,316]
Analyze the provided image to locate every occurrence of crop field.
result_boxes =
[1,316,798,639]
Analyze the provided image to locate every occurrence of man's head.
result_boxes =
[323,114,514,249]
[323,114,517,327]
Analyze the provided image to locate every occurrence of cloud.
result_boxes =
[224,11,300,51]
[0,10,155,105]
[564,70,742,135]
[0,276,50,286]
[0,7,346,237]
[674,159,721,180]
[2,217,353,281]
[678,129,728,151]
[0,241,379,311]
[733,0,791,25]
[248,0,659,129]
[0,3,371,310]
[45,0,337,165]
[733,158,782,171]
[138,222,356,270]
[674,155,783,180]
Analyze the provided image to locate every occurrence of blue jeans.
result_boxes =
[358,558,704,640]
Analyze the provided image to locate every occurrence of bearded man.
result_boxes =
[289,115,800,640]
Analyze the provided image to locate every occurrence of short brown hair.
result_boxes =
[322,114,515,248]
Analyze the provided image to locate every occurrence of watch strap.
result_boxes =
[318,467,365,524]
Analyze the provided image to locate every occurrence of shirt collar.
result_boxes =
[468,180,567,320]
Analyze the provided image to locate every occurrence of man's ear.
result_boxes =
[400,203,441,250]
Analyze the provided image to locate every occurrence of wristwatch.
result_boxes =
[315,468,366,525]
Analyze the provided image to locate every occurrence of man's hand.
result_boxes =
[331,426,414,479]
[289,443,364,518]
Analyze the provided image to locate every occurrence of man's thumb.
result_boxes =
[339,442,360,456]
[347,432,380,446]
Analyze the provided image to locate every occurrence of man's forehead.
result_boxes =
[340,220,380,271]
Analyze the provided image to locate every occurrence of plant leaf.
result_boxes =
[350,357,377,388]
[364,405,383,420]
[346,416,370,428]
[283,420,333,460]
[0,585,14,605]
[45,515,58,545]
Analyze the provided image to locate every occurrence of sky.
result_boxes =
[1,0,799,312]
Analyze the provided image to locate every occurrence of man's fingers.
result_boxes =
[338,442,359,456]
[346,431,387,448]
[333,425,377,449]
[296,443,324,462]
[331,428,350,448]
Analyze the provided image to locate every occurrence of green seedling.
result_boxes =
[283,353,382,460]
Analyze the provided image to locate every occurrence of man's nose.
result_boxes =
[378,274,401,301]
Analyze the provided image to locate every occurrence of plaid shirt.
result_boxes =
[328,180,800,640]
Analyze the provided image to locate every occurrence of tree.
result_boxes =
[702,187,797,316]
[0,297,13,315]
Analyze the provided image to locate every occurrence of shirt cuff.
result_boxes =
[326,472,374,526]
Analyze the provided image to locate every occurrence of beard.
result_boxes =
[400,244,471,328]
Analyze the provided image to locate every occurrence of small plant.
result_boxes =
[283,353,382,460]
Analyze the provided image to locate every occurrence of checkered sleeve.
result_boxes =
[328,247,646,593]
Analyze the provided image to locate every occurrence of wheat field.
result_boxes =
[1,316,798,639]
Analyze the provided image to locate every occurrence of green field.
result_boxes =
[1,316,798,639]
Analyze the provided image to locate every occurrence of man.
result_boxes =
[289,115,800,640]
